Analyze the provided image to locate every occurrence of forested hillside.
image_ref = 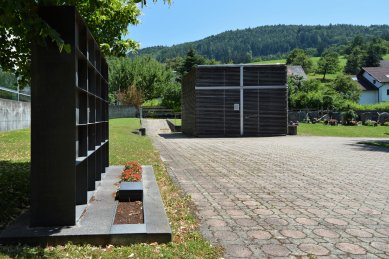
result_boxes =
[136,24,389,63]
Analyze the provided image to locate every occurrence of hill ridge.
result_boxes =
[136,24,389,63]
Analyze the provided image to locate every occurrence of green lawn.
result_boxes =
[298,123,389,138]
[251,59,286,64]
[251,53,389,67]
[0,119,222,258]
[0,129,30,229]
[252,56,348,81]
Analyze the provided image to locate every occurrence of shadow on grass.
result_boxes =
[318,78,334,83]
[0,161,37,259]
[349,140,389,153]
[0,161,30,230]
[131,130,140,135]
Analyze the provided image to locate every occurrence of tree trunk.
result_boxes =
[322,68,327,80]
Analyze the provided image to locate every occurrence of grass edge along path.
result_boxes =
[0,118,222,258]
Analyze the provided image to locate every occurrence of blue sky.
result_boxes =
[127,0,389,49]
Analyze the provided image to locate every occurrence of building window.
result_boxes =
[387,89,389,96]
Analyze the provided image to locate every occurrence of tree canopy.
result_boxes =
[108,55,182,110]
[344,36,388,74]
[0,0,170,86]
[344,46,366,74]
[288,75,362,111]
[286,48,313,73]
[108,56,175,102]
[364,38,388,67]
[332,74,361,102]
[0,68,17,90]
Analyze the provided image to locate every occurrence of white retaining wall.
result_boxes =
[0,98,31,132]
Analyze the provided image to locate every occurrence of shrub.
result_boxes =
[341,109,358,125]
[346,101,389,112]
[332,75,361,103]
[384,122,389,126]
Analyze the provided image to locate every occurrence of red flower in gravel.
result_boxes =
[121,161,143,182]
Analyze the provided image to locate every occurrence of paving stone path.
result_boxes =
[143,119,389,258]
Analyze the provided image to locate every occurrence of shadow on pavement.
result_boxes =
[158,133,192,139]
[348,140,389,153]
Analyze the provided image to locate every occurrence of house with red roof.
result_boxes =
[352,67,389,104]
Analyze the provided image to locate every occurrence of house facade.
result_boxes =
[354,67,389,104]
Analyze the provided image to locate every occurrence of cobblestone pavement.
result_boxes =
[143,120,389,258]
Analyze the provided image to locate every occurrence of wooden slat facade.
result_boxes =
[182,65,287,137]
[244,89,288,136]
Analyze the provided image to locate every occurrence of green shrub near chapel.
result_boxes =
[347,102,389,113]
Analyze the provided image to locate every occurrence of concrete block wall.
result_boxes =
[0,98,31,132]
[288,110,388,123]
[109,105,137,119]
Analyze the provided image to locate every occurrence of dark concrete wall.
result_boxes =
[181,69,196,136]
[0,98,31,132]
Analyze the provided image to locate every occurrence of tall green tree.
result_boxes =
[344,35,365,55]
[108,56,175,102]
[364,38,388,67]
[286,48,313,73]
[0,0,170,86]
[168,49,220,80]
[181,48,206,75]
[344,46,366,74]
[316,49,340,80]
[344,36,388,73]
[331,75,361,102]
[165,56,185,74]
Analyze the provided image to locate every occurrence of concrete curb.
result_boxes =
[0,166,171,246]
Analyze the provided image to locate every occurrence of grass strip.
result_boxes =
[297,123,389,138]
